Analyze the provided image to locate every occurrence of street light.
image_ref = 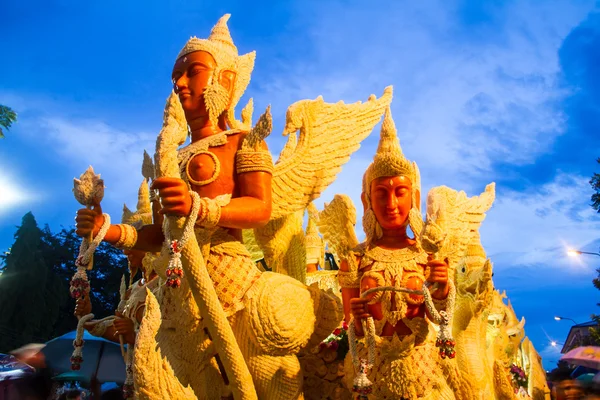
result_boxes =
[554,316,579,324]
[567,249,600,257]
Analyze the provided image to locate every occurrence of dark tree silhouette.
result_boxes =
[0,213,128,352]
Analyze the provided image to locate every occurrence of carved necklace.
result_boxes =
[361,245,427,327]
[177,129,241,187]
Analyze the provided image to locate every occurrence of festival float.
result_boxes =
[71,13,550,400]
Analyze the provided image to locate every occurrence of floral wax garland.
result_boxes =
[510,364,528,393]
[347,281,456,397]
[319,321,350,360]
[69,214,111,371]
[163,191,201,288]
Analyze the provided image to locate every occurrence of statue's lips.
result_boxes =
[178,92,192,99]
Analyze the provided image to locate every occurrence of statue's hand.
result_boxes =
[350,297,371,322]
[74,295,92,319]
[114,312,136,345]
[151,177,192,217]
[426,258,449,285]
[75,203,104,238]
[426,257,450,298]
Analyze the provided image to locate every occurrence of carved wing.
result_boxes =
[317,194,360,260]
[269,86,393,220]
[422,183,495,268]
[241,106,272,150]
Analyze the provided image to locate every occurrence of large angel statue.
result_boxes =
[75,14,393,400]
[318,107,474,399]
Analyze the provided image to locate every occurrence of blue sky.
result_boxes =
[1,0,599,371]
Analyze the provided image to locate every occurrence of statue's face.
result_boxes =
[370,175,412,230]
[172,50,217,120]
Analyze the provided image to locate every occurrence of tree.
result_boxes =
[0,213,55,351]
[589,269,600,345]
[589,157,600,343]
[42,227,129,336]
[0,105,17,139]
[0,214,129,352]
[591,158,600,212]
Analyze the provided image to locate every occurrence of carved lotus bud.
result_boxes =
[420,218,446,255]
[73,166,105,206]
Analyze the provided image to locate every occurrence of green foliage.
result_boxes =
[589,158,600,344]
[0,105,17,139]
[0,213,128,352]
[592,158,600,213]
[0,213,50,349]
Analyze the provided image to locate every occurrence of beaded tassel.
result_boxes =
[163,191,201,289]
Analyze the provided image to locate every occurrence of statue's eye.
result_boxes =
[374,189,386,198]
[189,64,208,77]
[462,267,466,273]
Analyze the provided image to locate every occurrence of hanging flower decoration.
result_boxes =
[318,321,350,360]
[509,363,528,393]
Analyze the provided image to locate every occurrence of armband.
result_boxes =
[89,318,113,337]
[195,194,232,229]
[338,270,360,289]
[115,224,138,250]
[235,150,274,174]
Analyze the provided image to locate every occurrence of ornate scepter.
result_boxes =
[153,92,257,399]
[70,166,111,370]
[420,192,456,360]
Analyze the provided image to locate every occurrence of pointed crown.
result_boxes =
[176,14,256,112]
[121,179,153,229]
[363,107,417,196]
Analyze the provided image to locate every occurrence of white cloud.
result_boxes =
[481,172,600,274]
[251,0,596,192]
[0,101,159,217]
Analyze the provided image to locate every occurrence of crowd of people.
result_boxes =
[548,368,600,399]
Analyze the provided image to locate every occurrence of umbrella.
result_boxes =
[53,371,89,382]
[576,373,595,383]
[42,330,126,384]
[0,353,35,380]
[561,346,600,370]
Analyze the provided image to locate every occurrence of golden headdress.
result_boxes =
[121,178,153,229]
[176,14,255,128]
[363,107,417,188]
[362,107,422,242]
